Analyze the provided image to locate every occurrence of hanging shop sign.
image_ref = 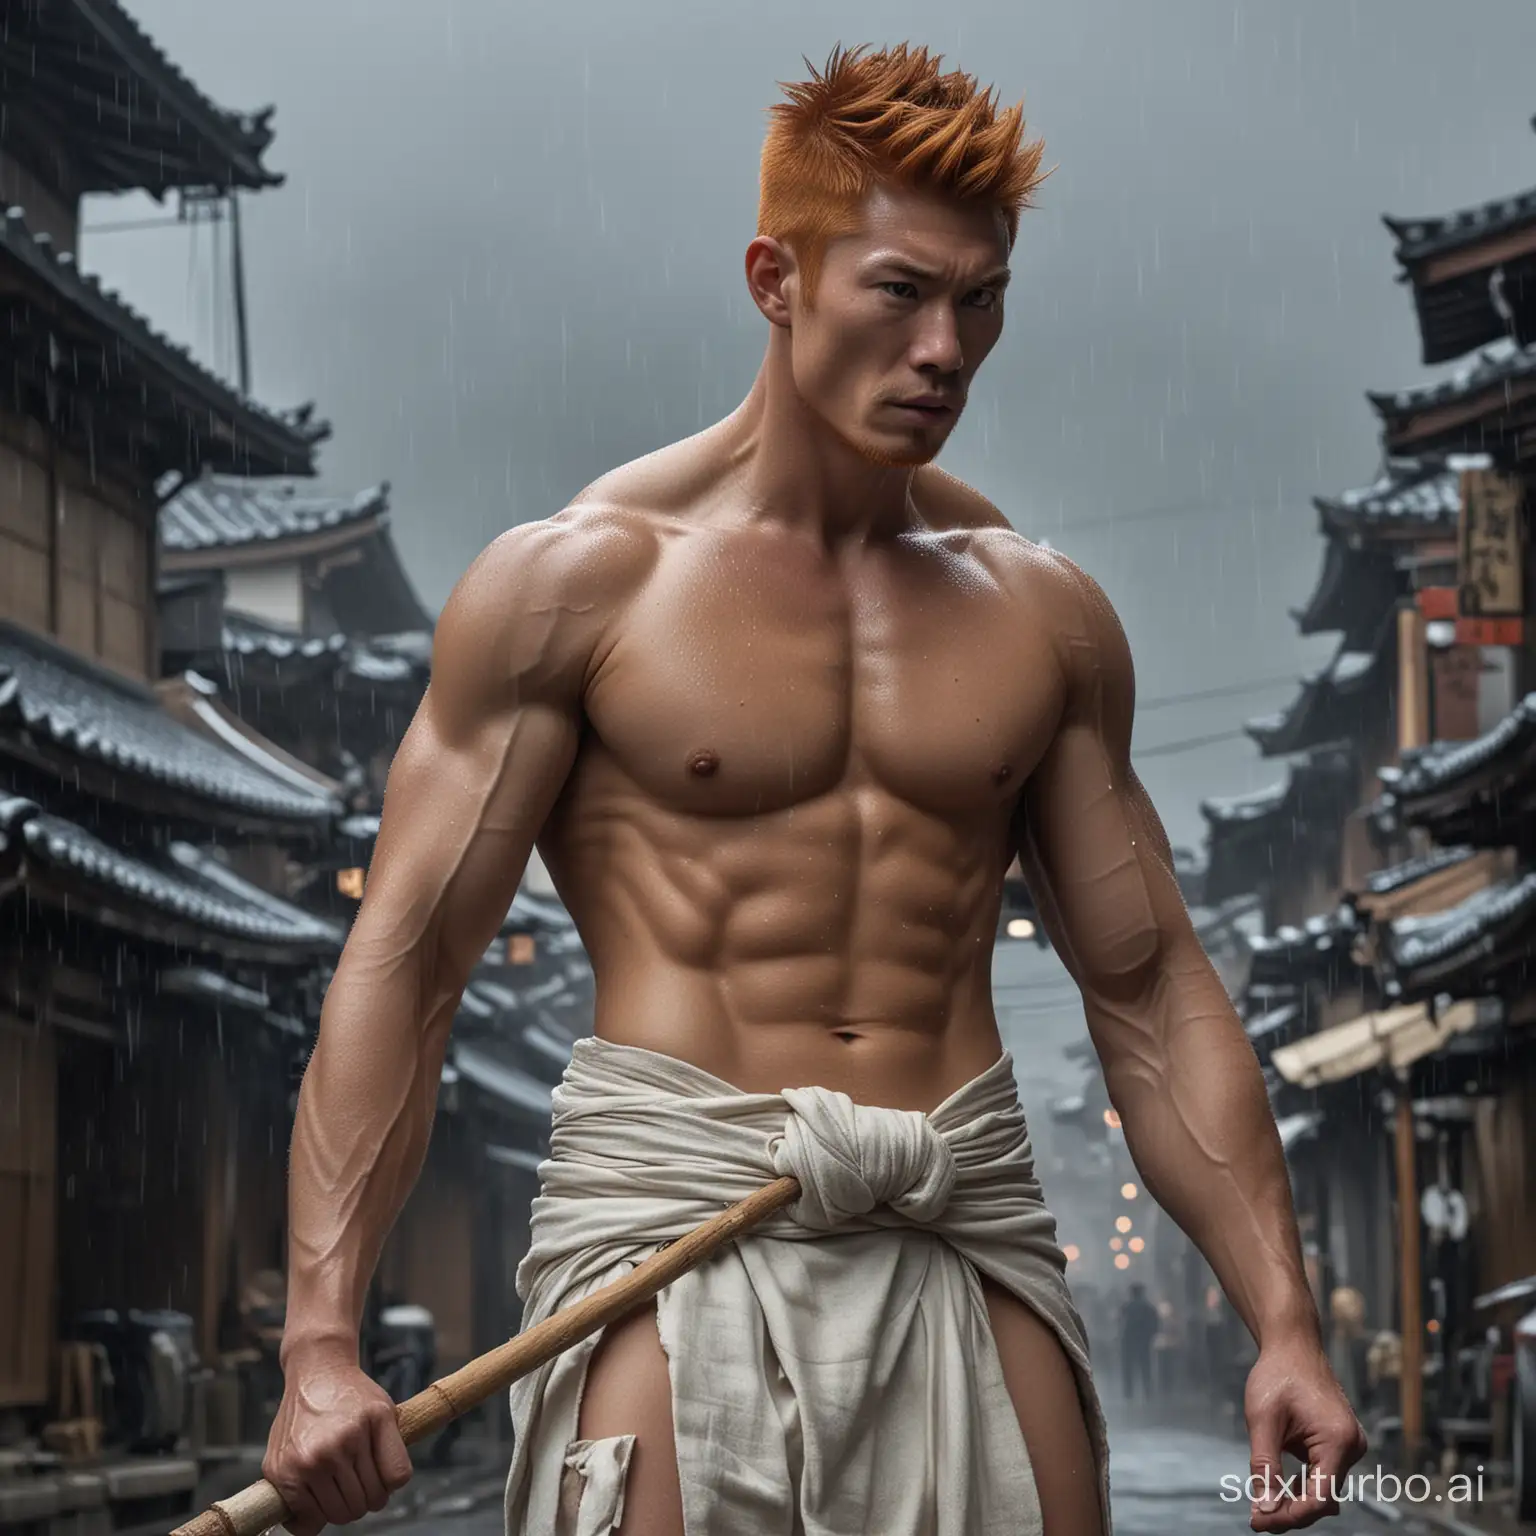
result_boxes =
[1458,468,1525,618]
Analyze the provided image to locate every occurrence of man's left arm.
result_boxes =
[1011,556,1366,1530]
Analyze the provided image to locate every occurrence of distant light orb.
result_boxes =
[1063,1244,1080,1262]
[1109,1237,1123,1252]
[1129,1237,1145,1253]
[1115,1216,1132,1234]
[1006,918,1036,940]
[1114,1254,1131,1270]
[1121,1183,1138,1199]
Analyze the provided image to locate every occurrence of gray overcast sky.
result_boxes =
[91,0,1536,854]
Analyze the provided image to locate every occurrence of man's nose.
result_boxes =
[910,304,964,374]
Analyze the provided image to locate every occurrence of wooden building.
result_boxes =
[0,0,349,1444]
[157,476,433,805]
[1385,156,1536,366]
[0,3,583,1483]
[1199,129,1536,1486]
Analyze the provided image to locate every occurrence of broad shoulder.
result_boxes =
[912,489,1133,695]
[914,472,1119,630]
[431,503,663,707]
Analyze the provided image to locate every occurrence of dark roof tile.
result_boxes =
[0,621,338,823]
[162,478,389,555]
[0,207,326,477]
[1,796,341,950]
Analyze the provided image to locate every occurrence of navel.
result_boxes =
[687,748,720,778]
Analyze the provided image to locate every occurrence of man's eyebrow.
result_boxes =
[865,256,1012,287]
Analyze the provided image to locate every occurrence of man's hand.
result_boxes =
[1244,1334,1368,1531]
[263,1345,413,1536]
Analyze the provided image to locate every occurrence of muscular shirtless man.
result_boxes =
[264,43,1364,1536]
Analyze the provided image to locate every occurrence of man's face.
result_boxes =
[786,185,1011,467]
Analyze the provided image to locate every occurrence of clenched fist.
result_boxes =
[263,1345,413,1536]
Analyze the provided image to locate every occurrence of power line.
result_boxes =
[80,216,192,235]
[1134,726,1250,760]
[1137,672,1298,711]
[1032,500,1261,536]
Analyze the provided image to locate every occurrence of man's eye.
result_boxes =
[880,282,919,300]
[966,289,1000,310]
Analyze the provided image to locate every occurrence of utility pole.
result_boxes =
[229,191,251,397]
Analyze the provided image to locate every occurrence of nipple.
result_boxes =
[688,748,720,778]
[992,762,1013,785]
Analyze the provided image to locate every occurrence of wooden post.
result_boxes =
[1397,604,1430,755]
[1393,601,1428,1472]
[1393,1077,1422,1472]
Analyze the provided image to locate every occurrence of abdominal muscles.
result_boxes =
[543,778,1012,1107]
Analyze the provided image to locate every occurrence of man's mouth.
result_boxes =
[890,399,954,420]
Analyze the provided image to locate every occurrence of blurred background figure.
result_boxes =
[1119,1282,1160,1403]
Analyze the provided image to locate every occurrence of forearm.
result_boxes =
[1092,945,1320,1351]
[281,932,462,1366]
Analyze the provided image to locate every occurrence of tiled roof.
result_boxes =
[157,965,307,1036]
[1313,457,1471,535]
[1199,746,1358,905]
[2,0,281,194]
[1373,694,1536,846]
[1380,869,1536,995]
[1360,844,1482,898]
[0,621,337,825]
[1,796,342,951]
[1367,341,1536,424]
[1202,781,1288,828]
[1385,189,1536,266]
[1381,694,1536,801]
[1244,625,1393,758]
[1244,907,1365,997]
[222,612,348,668]
[218,613,430,689]
[0,207,326,478]
[162,478,389,556]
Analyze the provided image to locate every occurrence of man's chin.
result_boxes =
[853,433,943,469]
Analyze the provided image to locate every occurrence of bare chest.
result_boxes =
[582,532,1065,818]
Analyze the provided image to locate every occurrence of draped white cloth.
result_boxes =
[503,1038,1112,1535]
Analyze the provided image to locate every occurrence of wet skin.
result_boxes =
[265,186,1365,1536]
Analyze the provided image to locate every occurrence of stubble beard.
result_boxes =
[840,415,948,469]
[857,435,937,468]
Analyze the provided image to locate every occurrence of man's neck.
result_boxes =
[718,336,922,547]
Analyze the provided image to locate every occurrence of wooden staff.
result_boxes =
[173,1174,801,1536]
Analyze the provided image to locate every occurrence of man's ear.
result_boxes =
[745,235,795,327]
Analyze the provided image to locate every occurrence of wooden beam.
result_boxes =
[1388,378,1536,450]
[1418,224,1536,289]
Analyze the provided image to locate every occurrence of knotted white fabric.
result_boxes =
[503,1038,1112,1536]
[769,1087,958,1228]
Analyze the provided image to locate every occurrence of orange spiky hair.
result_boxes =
[757,43,1049,306]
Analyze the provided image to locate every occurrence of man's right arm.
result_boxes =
[264,511,644,1534]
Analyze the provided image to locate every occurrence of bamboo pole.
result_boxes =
[172,1175,802,1536]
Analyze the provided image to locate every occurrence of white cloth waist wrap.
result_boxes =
[502,1038,1112,1536]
